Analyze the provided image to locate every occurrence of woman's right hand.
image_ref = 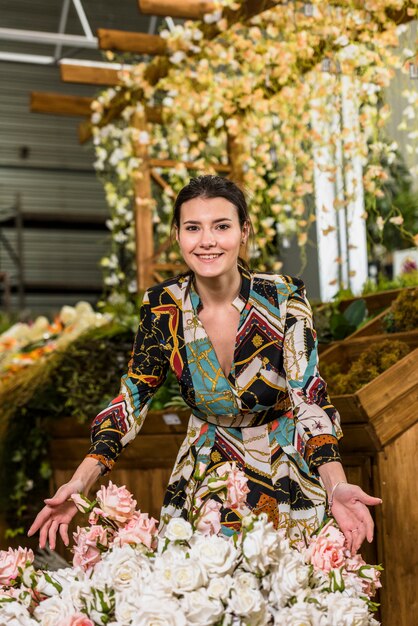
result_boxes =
[27,478,84,550]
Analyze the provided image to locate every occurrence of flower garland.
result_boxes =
[91,0,418,300]
[0,475,382,625]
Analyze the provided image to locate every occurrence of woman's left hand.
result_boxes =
[330,483,382,555]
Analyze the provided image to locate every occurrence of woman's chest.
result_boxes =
[197,306,241,379]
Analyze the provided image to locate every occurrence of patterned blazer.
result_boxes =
[87,267,343,474]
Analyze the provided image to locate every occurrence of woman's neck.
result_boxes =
[193,266,241,308]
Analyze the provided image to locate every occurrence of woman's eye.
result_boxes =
[217,224,230,230]
[185,226,199,231]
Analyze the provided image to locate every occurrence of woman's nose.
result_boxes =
[199,229,216,247]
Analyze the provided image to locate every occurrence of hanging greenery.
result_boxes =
[90,0,417,301]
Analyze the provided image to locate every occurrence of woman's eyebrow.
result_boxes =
[183,218,233,224]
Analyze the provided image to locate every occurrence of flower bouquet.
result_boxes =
[0,302,111,377]
[0,465,382,626]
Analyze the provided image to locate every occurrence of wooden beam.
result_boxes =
[78,119,93,143]
[30,92,92,117]
[97,29,167,55]
[138,0,215,19]
[60,62,122,86]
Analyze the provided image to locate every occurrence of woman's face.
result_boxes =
[175,196,247,279]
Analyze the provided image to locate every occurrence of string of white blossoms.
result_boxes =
[0,473,382,626]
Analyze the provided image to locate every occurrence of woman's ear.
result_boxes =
[174,225,179,244]
[241,221,250,244]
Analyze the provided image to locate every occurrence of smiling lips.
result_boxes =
[195,253,223,262]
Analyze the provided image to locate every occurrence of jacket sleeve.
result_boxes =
[86,289,168,472]
[283,277,343,473]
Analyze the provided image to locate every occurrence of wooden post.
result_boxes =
[226,127,245,187]
[132,111,154,291]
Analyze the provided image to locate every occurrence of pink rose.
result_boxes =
[194,498,222,536]
[217,462,250,510]
[0,547,34,586]
[70,493,91,513]
[88,506,108,525]
[345,554,382,597]
[72,525,111,572]
[307,520,346,573]
[96,481,137,526]
[114,511,158,549]
[62,615,95,626]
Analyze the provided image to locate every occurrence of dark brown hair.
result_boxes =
[171,175,254,268]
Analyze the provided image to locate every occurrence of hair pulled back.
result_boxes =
[172,175,252,232]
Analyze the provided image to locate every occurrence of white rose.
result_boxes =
[96,545,150,591]
[234,570,259,590]
[130,593,187,626]
[154,550,206,593]
[0,600,38,626]
[272,601,327,625]
[181,588,224,625]
[325,594,371,626]
[115,590,143,624]
[33,595,73,626]
[227,585,267,620]
[270,553,310,604]
[242,516,282,574]
[165,517,193,542]
[207,575,233,601]
[190,535,237,577]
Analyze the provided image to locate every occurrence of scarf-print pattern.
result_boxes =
[87,268,343,543]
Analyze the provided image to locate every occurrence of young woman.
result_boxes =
[28,175,381,554]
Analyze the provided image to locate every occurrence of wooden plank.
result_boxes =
[49,411,190,438]
[138,0,215,19]
[357,347,418,446]
[377,423,418,626]
[97,29,167,55]
[339,287,404,314]
[60,62,122,86]
[332,393,369,423]
[30,92,92,117]
[50,433,185,469]
[338,423,381,454]
[321,330,418,367]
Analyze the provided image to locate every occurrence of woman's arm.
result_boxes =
[29,288,169,548]
[282,278,382,553]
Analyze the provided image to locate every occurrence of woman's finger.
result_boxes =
[352,522,367,554]
[59,523,70,548]
[48,521,59,551]
[356,490,382,507]
[44,484,76,507]
[28,506,52,537]
[39,519,53,549]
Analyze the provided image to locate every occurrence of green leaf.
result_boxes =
[329,312,355,340]
[343,299,367,327]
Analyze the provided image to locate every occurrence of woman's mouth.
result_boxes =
[194,253,223,262]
